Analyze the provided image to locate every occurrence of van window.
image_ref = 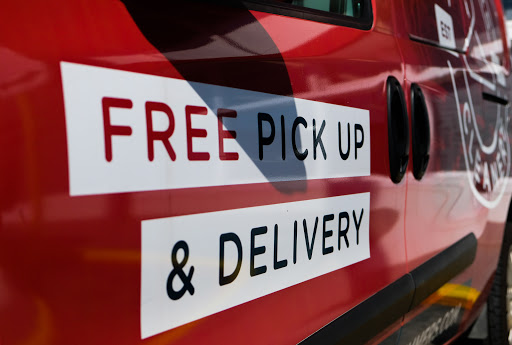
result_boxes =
[502,0,512,46]
[291,0,363,17]
[503,0,512,19]
[245,0,372,29]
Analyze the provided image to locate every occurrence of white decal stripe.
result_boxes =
[141,193,370,339]
[463,0,476,52]
[61,62,371,196]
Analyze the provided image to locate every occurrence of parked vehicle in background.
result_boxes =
[1,0,512,344]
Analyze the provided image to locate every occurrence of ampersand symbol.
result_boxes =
[167,240,195,300]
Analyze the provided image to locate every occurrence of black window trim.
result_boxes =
[242,0,373,30]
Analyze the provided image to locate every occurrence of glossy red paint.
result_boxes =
[0,0,510,345]
[394,0,512,342]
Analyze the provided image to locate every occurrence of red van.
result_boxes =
[1,0,512,344]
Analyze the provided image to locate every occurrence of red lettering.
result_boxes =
[217,109,239,161]
[185,105,210,161]
[145,101,176,161]
[102,97,133,162]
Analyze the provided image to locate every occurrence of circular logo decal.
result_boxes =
[449,0,510,208]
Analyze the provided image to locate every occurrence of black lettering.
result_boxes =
[303,217,319,260]
[273,224,288,269]
[281,115,286,160]
[219,233,243,286]
[258,112,275,160]
[313,119,327,160]
[338,212,350,249]
[353,209,364,245]
[338,122,350,160]
[292,117,308,160]
[167,240,195,300]
[293,220,298,264]
[441,21,450,39]
[355,124,364,160]
[323,214,334,255]
[250,226,267,276]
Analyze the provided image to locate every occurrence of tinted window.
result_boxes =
[291,0,363,17]
[503,0,512,19]
[244,0,372,29]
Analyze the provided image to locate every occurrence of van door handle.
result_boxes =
[387,77,409,184]
[411,84,430,180]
